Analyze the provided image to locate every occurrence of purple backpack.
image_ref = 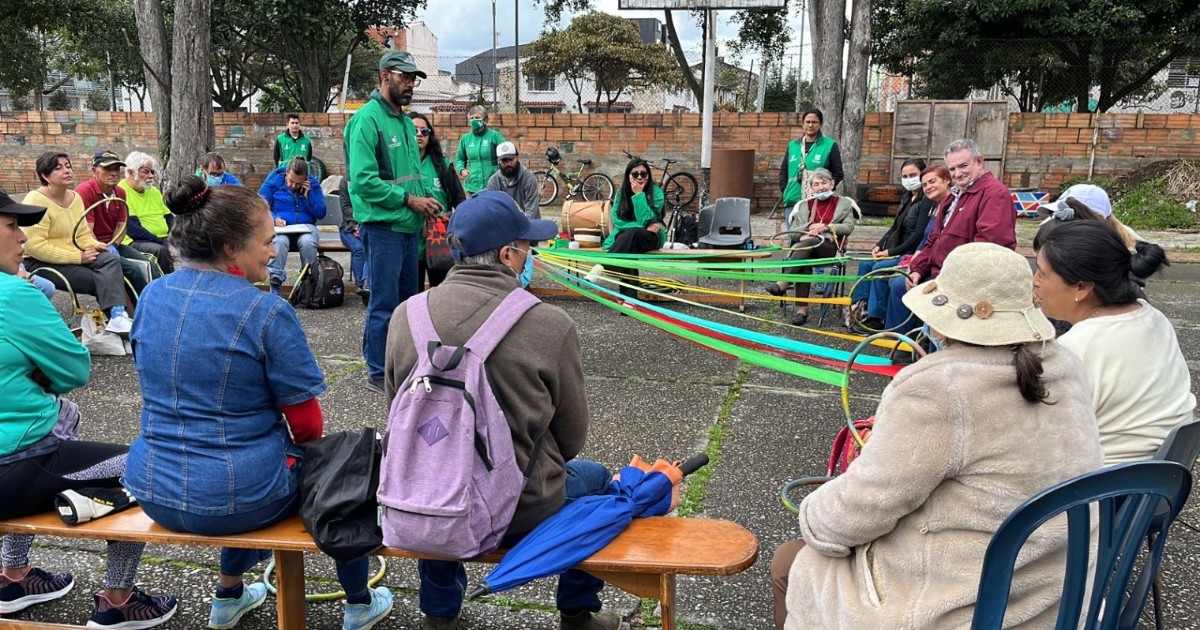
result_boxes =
[378,289,540,559]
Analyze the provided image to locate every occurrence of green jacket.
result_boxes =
[274,132,312,167]
[782,133,835,206]
[342,90,428,233]
[417,154,455,259]
[454,128,506,194]
[603,187,666,250]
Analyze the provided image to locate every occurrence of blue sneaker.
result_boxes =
[342,586,393,630]
[208,582,268,629]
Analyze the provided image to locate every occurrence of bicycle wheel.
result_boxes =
[580,173,615,202]
[534,170,559,206]
[663,171,698,209]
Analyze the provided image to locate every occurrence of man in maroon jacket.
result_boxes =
[885,138,1016,330]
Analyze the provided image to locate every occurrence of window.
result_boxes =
[1167,57,1200,89]
[525,105,563,114]
[526,76,556,92]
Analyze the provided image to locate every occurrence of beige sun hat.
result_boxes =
[901,242,1055,346]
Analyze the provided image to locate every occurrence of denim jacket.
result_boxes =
[124,269,327,515]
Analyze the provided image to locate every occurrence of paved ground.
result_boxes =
[5,232,1199,629]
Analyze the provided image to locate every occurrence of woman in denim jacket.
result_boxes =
[124,177,393,630]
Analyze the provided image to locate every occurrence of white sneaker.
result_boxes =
[105,313,133,335]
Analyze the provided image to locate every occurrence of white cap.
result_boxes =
[496,141,518,159]
[1039,183,1112,219]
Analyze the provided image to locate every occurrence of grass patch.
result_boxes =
[676,362,749,518]
[1112,176,1197,230]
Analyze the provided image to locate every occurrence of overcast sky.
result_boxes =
[413,0,811,76]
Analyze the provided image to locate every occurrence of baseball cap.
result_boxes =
[496,142,519,159]
[379,51,428,79]
[448,191,558,258]
[93,149,125,169]
[1039,183,1112,219]
[0,191,48,226]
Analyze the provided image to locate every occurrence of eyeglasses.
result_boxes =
[138,167,156,175]
[388,70,421,88]
[630,171,650,180]
[415,127,431,137]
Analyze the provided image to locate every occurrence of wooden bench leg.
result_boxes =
[659,574,677,630]
[274,550,306,630]
[586,571,677,629]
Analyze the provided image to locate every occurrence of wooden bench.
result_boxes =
[0,509,757,630]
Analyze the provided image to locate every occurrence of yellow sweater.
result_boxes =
[22,190,103,265]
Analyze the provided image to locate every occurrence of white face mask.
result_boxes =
[901,176,922,191]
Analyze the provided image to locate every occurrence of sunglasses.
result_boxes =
[630,171,650,180]
[415,127,431,137]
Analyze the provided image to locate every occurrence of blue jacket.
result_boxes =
[259,166,327,225]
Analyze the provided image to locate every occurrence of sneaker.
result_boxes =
[359,288,370,306]
[105,307,134,335]
[342,586,394,630]
[0,567,74,614]
[86,586,177,629]
[421,614,461,630]
[559,609,621,630]
[364,378,385,394]
[208,582,268,629]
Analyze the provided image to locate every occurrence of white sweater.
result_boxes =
[1059,300,1196,464]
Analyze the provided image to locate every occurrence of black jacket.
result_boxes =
[876,191,934,257]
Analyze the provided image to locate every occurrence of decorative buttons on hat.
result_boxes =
[931,295,948,306]
[922,282,937,294]
[956,305,974,319]
[973,300,994,319]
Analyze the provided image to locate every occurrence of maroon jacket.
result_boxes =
[911,171,1015,280]
[75,178,128,244]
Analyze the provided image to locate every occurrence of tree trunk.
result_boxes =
[164,0,213,187]
[132,0,172,162]
[840,0,871,197]
[664,10,702,106]
[808,0,846,138]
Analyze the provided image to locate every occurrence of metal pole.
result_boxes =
[340,53,352,113]
[514,0,520,122]
[107,51,116,111]
[794,0,805,112]
[700,8,716,207]
[492,0,498,110]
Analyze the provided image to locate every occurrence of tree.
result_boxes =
[872,0,1200,113]
[763,66,811,112]
[60,0,146,108]
[807,0,872,197]
[85,90,111,111]
[47,89,71,111]
[525,11,682,113]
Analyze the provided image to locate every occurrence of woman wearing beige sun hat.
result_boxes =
[772,242,1104,630]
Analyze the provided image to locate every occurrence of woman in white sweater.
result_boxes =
[1033,219,1194,464]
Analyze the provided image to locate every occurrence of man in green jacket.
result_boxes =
[274,114,313,167]
[343,50,442,394]
[455,105,506,195]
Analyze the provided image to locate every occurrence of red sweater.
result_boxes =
[910,171,1016,280]
[75,179,128,244]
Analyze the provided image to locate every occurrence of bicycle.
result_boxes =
[534,147,615,206]
[621,149,698,211]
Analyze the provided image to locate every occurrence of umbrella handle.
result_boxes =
[466,584,489,600]
[679,453,709,476]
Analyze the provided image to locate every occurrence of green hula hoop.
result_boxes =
[261,556,388,602]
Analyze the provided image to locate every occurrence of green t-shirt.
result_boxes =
[0,273,91,456]
[119,180,171,244]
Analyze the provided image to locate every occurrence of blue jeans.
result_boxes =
[269,224,320,285]
[850,258,898,320]
[418,460,613,618]
[360,223,419,381]
[886,274,922,332]
[339,230,369,289]
[139,468,369,598]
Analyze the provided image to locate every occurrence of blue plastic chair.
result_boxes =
[1146,419,1200,629]
[971,461,1193,630]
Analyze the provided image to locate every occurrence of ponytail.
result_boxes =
[1013,344,1052,404]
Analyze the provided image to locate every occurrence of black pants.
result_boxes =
[0,440,129,519]
[607,228,659,298]
[419,262,448,291]
[25,253,128,312]
[128,241,174,274]
[784,236,839,300]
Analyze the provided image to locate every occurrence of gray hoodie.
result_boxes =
[486,163,541,219]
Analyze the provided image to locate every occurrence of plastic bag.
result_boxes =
[81,309,126,356]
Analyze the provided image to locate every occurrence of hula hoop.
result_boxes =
[73,196,131,251]
[842,265,915,334]
[841,332,926,447]
[769,230,827,252]
[29,267,84,330]
[261,556,388,602]
[780,476,833,513]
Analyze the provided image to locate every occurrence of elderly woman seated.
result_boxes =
[765,167,860,326]
[771,242,1104,630]
[1033,220,1194,464]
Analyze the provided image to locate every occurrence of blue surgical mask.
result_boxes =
[205,174,222,187]
[923,323,945,352]
[814,190,834,201]
[518,249,534,288]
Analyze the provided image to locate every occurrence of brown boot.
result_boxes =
[559,609,621,630]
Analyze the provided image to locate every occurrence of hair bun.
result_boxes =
[164,175,210,215]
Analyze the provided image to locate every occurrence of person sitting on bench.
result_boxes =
[0,191,177,628]
[603,157,666,299]
[260,157,327,295]
[123,176,392,630]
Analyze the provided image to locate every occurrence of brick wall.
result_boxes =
[2,109,1197,211]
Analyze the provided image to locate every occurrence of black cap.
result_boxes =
[93,149,125,168]
[0,192,47,226]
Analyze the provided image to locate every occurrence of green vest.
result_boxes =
[276,132,312,167]
[782,134,835,206]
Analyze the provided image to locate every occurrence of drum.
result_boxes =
[561,200,612,239]
[573,228,603,248]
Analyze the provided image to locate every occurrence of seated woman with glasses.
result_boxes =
[602,158,666,299]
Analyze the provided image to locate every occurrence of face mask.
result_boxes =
[923,323,946,352]
[517,249,534,288]
[205,174,222,187]
[901,176,921,191]
[470,119,485,133]
[814,190,834,201]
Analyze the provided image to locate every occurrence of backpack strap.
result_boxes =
[465,289,541,361]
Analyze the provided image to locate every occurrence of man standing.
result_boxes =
[75,149,157,294]
[455,105,506,195]
[486,142,541,219]
[259,157,327,294]
[885,138,1016,330]
[118,151,174,274]
[273,114,313,168]
[344,50,441,393]
[385,192,619,630]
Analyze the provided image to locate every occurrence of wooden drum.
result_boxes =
[561,200,612,239]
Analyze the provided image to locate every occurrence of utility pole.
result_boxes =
[700,8,715,207]
[514,0,520,122]
[794,0,805,112]
[107,51,116,111]
[492,0,498,110]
